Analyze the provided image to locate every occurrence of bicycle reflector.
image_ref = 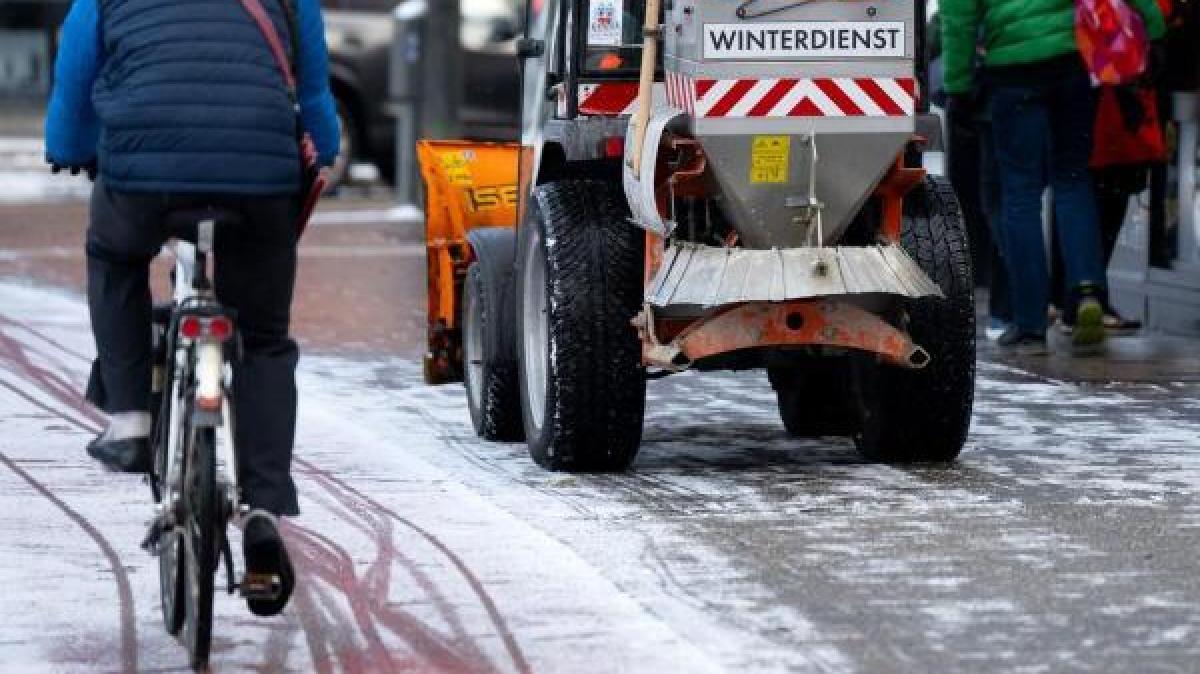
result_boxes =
[180,316,234,341]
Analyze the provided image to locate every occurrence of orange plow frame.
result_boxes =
[416,141,520,384]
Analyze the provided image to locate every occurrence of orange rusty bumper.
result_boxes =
[635,299,929,370]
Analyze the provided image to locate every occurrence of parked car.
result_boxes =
[321,0,522,188]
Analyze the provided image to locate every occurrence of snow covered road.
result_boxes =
[0,280,1198,673]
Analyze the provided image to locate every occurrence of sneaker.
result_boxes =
[996,326,1049,355]
[241,510,294,617]
[1069,296,1107,348]
[985,317,1011,341]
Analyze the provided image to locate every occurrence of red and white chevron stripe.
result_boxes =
[666,71,698,116]
[578,83,641,116]
[668,75,916,118]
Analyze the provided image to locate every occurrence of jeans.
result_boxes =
[978,118,1011,323]
[85,181,302,515]
[990,62,1105,335]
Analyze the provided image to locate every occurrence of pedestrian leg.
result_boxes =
[990,85,1052,336]
[1047,71,1106,309]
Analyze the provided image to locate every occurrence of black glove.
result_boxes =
[48,159,97,182]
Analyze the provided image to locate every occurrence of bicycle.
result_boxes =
[138,210,283,670]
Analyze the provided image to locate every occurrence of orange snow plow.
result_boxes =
[416,140,519,384]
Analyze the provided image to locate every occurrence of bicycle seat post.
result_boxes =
[194,218,215,292]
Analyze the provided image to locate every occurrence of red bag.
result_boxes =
[1091,86,1166,167]
[237,0,326,235]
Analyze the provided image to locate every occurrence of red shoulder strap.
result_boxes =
[237,0,297,93]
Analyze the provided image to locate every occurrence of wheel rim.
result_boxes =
[521,228,549,433]
[464,277,484,414]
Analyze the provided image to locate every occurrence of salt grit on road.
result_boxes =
[0,279,1198,673]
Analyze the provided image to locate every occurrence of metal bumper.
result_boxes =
[647,243,943,310]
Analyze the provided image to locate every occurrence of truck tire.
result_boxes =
[516,180,646,471]
[768,362,860,437]
[854,175,976,463]
[463,262,524,441]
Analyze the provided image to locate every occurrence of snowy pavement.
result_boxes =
[0,279,1198,673]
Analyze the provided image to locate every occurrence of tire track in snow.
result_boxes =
[296,462,533,674]
[0,316,335,671]
[0,328,138,673]
[297,486,499,672]
[0,311,531,673]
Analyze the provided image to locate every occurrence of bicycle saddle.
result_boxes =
[164,208,243,246]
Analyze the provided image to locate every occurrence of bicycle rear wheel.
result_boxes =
[159,529,185,636]
[156,362,185,636]
[182,425,218,670]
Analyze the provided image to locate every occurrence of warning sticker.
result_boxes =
[587,0,624,47]
[704,22,905,60]
[750,136,790,184]
[439,152,474,186]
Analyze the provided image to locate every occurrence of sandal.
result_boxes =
[240,509,294,617]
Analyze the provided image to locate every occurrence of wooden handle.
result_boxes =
[630,0,662,179]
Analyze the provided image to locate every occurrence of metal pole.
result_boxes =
[422,0,462,140]
[914,0,928,114]
[391,0,428,205]
[1175,92,1198,265]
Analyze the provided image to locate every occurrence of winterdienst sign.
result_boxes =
[703,22,905,59]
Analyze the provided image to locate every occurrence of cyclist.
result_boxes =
[45,0,339,616]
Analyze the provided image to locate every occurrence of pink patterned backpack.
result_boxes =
[1076,0,1150,85]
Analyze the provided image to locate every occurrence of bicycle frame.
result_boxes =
[157,233,240,533]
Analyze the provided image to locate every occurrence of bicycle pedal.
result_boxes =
[239,572,282,601]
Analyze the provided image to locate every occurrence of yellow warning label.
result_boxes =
[750,135,790,184]
[439,152,475,186]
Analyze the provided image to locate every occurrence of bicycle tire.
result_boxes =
[183,424,218,670]
[159,529,185,636]
[155,339,185,636]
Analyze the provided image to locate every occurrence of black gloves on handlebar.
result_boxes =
[48,158,97,182]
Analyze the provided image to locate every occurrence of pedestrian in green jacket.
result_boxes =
[940,0,1165,354]
[942,0,1167,95]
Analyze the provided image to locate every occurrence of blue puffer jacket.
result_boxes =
[45,0,340,195]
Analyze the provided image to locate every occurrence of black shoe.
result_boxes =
[86,435,150,473]
[996,326,1049,355]
[1103,309,1142,336]
[242,510,294,617]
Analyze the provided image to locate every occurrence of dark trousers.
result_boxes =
[86,180,301,515]
[977,118,1011,323]
[990,62,1105,335]
[1050,164,1149,308]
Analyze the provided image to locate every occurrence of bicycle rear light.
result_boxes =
[180,316,203,339]
[180,316,234,341]
[207,316,233,340]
